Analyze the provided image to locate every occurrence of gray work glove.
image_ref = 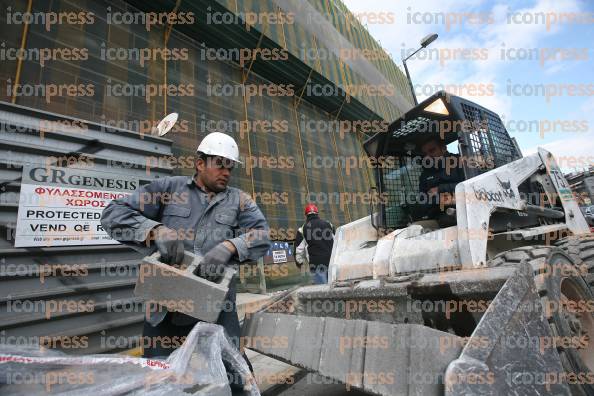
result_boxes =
[199,242,234,282]
[152,226,185,265]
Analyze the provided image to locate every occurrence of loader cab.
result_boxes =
[364,91,521,232]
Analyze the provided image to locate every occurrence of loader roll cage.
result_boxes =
[364,91,521,231]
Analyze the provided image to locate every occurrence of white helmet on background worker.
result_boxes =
[196,132,242,164]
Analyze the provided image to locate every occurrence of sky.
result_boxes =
[342,0,594,172]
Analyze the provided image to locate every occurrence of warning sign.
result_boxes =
[14,165,138,247]
[272,250,287,264]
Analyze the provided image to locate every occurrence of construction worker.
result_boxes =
[417,136,465,224]
[294,204,335,284]
[100,132,270,389]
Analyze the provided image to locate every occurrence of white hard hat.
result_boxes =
[196,132,242,164]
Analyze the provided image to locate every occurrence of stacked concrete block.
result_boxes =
[365,323,462,395]
[242,312,464,396]
[289,315,326,371]
[318,317,367,388]
[134,252,235,323]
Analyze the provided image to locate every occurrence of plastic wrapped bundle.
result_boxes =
[0,322,259,396]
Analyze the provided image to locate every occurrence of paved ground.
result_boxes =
[271,373,368,395]
[245,349,300,393]
[246,349,367,396]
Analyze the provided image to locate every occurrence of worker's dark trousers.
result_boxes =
[142,281,252,392]
[309,263,328,284]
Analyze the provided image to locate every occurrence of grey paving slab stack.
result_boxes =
[318,317,367,387]
[242,312,464,396]
[290,315,326,371]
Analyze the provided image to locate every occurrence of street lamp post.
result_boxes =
[402,33,438,105]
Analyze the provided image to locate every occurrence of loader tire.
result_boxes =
[490,246,594,396]
[556,234,594,291]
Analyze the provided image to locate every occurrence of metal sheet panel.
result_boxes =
[0,101,173,354]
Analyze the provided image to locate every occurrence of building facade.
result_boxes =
[566,167,594,205]
[1,0,413,236]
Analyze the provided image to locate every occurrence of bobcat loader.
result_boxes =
[242,91,594,395]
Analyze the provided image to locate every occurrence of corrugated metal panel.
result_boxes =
[0,101,173,354]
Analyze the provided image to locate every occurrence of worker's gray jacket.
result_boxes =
[101,175,270,260]
[100,175,271,324]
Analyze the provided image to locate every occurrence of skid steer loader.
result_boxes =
[242,91,594,395]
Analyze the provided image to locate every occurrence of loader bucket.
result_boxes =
[243,262,573,395]
[445,261,570,395]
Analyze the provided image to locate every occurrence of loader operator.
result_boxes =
[101,132,270,389]
[417,136,465,223]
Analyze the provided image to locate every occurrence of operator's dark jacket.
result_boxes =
[417,153,465,218]
[100,175,270,357]
[418,153,465,195]
[294,214,335,267]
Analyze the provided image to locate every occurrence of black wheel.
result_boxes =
[556,234,594,291]
[490,246,594,395]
